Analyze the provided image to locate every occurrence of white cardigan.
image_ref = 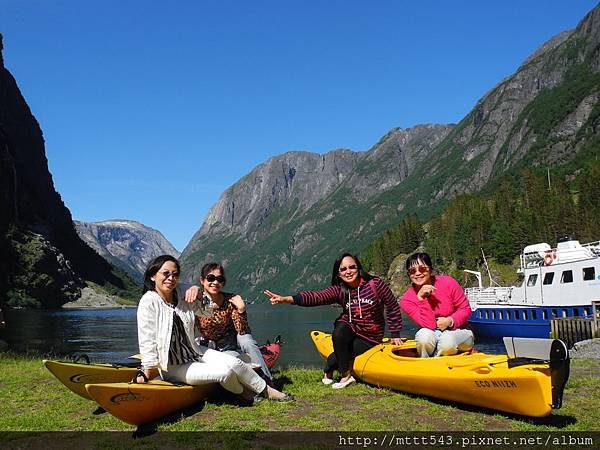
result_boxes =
[137,290,203,372]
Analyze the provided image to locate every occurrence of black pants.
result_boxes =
[324,321,375,374]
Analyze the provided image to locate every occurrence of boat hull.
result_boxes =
[310,330,554,417]
[85,380,216,426]
[43,359,138,400]
[468,304,592,338]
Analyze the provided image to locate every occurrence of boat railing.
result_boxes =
[465,286,512,303]
[520,240,600,268]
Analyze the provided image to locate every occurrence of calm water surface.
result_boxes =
[0,303,505,367]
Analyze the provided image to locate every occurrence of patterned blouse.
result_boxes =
[196,292,250,351]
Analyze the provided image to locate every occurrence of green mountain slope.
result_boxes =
[180,5,600,298]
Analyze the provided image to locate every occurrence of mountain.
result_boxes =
[74,220,180,283]
[180,4,600,297]
[180,125,452,291]
[0,34,138,308]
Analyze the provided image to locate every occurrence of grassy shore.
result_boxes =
[0,353,600,450]
[0,352,598,448]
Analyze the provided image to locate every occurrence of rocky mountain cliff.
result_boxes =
[418,7,600,198]
[74,220,180,283]
[180,125,452,290]
[180,4,600,297]
[0,34,138,308]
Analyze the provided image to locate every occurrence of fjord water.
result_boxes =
[0,304,505,367]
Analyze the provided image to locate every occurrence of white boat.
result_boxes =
[465,238,600,338]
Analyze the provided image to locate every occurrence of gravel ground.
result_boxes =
[570,338,600,359]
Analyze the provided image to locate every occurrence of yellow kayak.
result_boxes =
[43,358,139,400]
[85,380,216,426]
[310,330,569,417]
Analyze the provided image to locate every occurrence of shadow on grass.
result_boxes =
[271,374,293,392]
[132,385,266,438]
[131,373,298,438]
[133,400,210,438]
[389,390,577,427]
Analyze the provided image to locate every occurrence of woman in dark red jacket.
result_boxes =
[265,252,403,389]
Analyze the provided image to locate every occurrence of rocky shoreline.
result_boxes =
[570,338,600,359]
[61,287,135,309]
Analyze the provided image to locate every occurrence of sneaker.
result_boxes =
[331,376,356,389]
[321,377,334,385]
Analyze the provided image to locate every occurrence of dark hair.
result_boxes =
[330,252,373,287]
[200,262,226,285]
[143,254,181,294]
[405,252,433,272]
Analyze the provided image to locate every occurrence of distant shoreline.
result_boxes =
[61,304,137,310]
[60,286,137,309]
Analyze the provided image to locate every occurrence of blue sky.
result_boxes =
[2,1,598,251]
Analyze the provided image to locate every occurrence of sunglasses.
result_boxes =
[205,274,226,284]
[339,264,358,273]
[158,271,179,279]
[408,265,430,275]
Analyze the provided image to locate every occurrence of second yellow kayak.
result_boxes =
[85,380,216,425]
[310,330,568,417]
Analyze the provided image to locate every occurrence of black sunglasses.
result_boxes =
[205,274,226,284]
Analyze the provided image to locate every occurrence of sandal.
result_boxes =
[270,393,295,402]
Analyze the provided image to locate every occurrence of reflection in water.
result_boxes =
[0,308,139,361]
[0,303,505,367]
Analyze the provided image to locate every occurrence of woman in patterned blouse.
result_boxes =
[185,262,272,381]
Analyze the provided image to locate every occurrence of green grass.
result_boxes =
[1,353,598,433]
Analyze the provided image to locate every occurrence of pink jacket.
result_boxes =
[400,275,471,329]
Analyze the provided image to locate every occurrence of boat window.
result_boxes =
[561,270,573,283]
[552,309,558,318]
[506,310,512,320]
[514,310,520,320]
[562,309,568,318]
[543,272,554,285]
[491,311,496,319]
[531,310,537,320]
[523,310,529,320]
[583,267,595,281]
[527,274,538,286]
[573,309,580,317]
[542,310,547,320]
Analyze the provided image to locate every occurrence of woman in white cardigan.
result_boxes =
[136,254,292,402]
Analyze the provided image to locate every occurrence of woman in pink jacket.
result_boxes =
[400,252,474,357]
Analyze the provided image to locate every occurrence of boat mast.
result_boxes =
[481,248,499,287]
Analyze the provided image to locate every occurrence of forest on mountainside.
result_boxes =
[361,162,600,280]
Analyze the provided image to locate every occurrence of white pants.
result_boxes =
[415,328,474,358]
[163,348,266,395]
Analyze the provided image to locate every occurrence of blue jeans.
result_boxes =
[218,333,272,380]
